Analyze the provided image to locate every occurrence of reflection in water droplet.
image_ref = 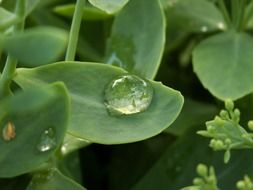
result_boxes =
[107,52,123,68]
[37,128,56,152]
[104,74,153,116]
[2,121,16,141]
[200,26,208,32]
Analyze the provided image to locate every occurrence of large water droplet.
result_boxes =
[104,74,153,115]
[2,121,16,141]
[37,128,56,152]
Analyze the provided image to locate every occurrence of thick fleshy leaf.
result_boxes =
[0,82,70,177]
[14,62,184,144]
[0,26,68,66]
[105,0,165,79]
[0,7,19,31]
[193,31,253,100]
[166,0,226,33]
[53,4,113,20]
[88,0,129,14]
[26,168,86,190]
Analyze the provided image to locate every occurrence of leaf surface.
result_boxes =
[26,168,86,190]
[193,31,253,100]
[53,4,113,20]
[0,27,68,66]
[88,0,129,14]
[105,0,165,79]
[0,83,70,177]
[14,62,183,144]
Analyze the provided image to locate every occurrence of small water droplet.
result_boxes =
[37,128,56,152]
[2,121,16,141]
[200,26,208,32]
[217,22,225,30]
[104,74,153,116]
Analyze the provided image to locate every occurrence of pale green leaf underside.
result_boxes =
[193,31,253,100]
[105,0,165,79]
[88,0,129,14]
[14,62,183,144]
[0,83,70,177]
[0,7,19,30]
[0,26,68,66]
[53,4,112,20]
[27,169,86,190]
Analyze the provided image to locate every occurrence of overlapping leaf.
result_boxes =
[14,61,183,144]
[105,0,165,79]
[0,82,70,177]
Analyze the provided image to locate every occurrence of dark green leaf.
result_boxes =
[0,82,70,177]
[132,127,253,190]
[0,26,68,66]
[88,0,129,14]
[105,0,165,79]
[57,151,83,184]
[165,99,218,136]
[53,4,113,20]
[26,168,86,190]
[14,62,183,144]
[193,31,253,100]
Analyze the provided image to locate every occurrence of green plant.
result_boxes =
[1,0,253,189]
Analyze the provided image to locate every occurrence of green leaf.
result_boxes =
[0,82,70,177]
[0,26,68,66]
[193,31,253,100]
[0,7,19,31]
[165,99,217,136]
[14,62,183,144]
[53,4,113,20]
[61,133,91,155]
[165,0,226,33]
[25,0,41,16]
[88,0,129,14]
[132,127,253,190]
[26,168,86,190]
[105,0,165,79]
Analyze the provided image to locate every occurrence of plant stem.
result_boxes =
[65,0,85,61]
[218,0,231,27]
[0,0,26,98]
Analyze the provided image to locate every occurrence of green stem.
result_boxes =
[0,0,26,98]
[218,0,231,27]
[65,0,85,61]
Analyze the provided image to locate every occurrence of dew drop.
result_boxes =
[37,128,56,152]
[2,121,16,141]
[104,74,153,116]
[200,26,208,32]
[217,22,226,31]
